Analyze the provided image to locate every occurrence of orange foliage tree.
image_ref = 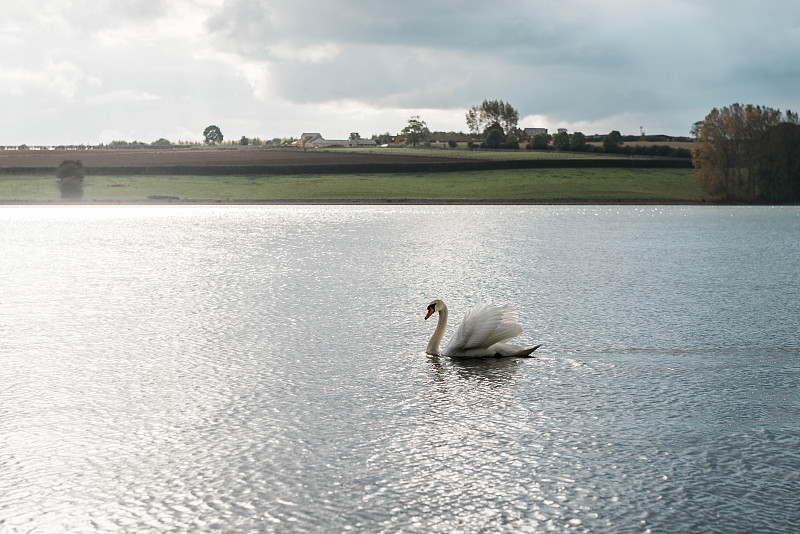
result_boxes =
[693,104,800,202]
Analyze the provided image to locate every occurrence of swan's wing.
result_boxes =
[445,302,523,353]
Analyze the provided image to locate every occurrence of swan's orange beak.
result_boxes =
[425,308,434,320]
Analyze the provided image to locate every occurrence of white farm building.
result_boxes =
[299,133,377,148]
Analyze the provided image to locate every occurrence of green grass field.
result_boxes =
[0,168,705,203]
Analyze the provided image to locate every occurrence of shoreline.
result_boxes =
[1,198,784,206]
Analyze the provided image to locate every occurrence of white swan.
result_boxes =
[425,299,541,358]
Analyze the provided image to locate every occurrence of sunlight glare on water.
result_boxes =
[1,205,798,532]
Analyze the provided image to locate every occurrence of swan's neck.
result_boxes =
[427,308,448,355]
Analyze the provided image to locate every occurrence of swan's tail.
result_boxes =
[511,344,542,358]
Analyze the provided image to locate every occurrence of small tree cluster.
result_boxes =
[527,133,551,150]
[56,160,85,199]
[401,116,431,147]
[525,129,587,151]
[203,125,224,145]
[371,132,394,145]
[105,140,148,149]
[603,130,623,152]
[570,132,587,151]
[478,123,518,149]
[552,129,570,151]
[466,100,519,137]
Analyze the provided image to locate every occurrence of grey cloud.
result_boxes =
[205,0,800,126]
[4,0,800,144]
[204,2,680,107]
[206,0,568,58]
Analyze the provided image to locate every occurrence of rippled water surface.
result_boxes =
[1,205,799,533]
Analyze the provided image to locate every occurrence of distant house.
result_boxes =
[299,133,377,148]
[523,128,548,139]
[353,139,377,147]
[299,133,322,146]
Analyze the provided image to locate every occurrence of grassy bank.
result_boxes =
[0,168,705,203]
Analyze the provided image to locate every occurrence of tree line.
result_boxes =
[693,103,800,202]
[459,100,689,156]
[89,126,296,149]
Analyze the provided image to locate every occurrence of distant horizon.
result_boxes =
[3,2,798,146]
[2,120,703,148]
[0,126,699,149]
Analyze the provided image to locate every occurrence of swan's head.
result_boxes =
[425,299,446,320]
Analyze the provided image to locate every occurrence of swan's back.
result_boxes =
[444,302,523,355]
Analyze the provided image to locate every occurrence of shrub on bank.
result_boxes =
[57,160,85,199]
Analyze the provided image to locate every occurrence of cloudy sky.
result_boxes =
[2,0,799,145]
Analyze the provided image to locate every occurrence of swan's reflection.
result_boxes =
[425,353,526,399]
[449,356,525,383]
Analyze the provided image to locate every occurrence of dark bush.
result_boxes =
[57,160,85,180]
[502,134,520,149]
[552,130,570,151]
[569,132,587,151]
[57,160,85,199]
[528,133,550,150]
[603,130,623,153]
[485,129,504,149]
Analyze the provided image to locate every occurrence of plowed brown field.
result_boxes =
[0,148,472,168]
[0,147,693,176]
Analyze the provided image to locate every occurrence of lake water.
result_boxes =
[1,205,798,533]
